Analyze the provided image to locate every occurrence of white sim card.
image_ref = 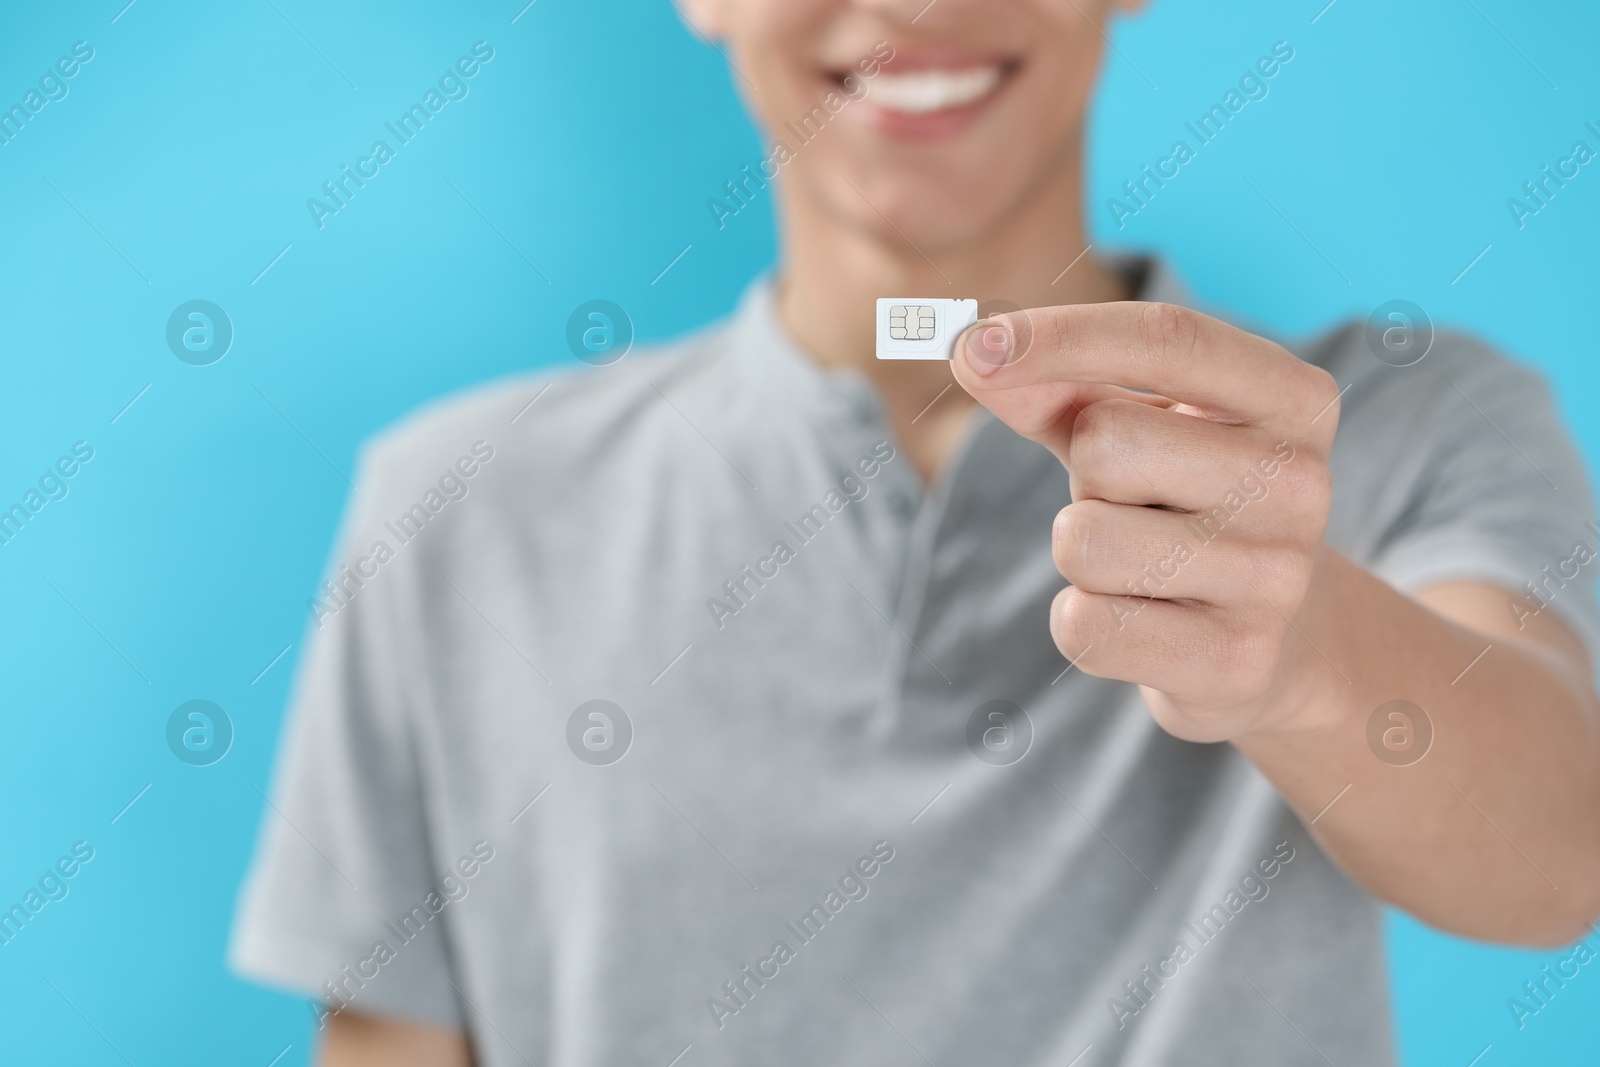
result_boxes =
[875,298,979,360]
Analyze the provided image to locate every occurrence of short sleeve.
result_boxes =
[229,446,465,1029]
[1366,348,1600,661]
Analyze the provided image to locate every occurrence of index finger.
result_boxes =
[953,300,1336,427]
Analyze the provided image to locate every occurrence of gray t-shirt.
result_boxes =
[231,263,1598,1066]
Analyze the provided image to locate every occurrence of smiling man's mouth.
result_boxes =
[827,50,1020,136]
[870,64,1007,113]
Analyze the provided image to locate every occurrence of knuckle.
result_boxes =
[1306,462,1334,513]
[1071,399,1148,483]
[1066,406,1103,471]
[1007,384,1078,440]
[1029,310,1072,371]
[1101,399,1143,455]
[1050,586,1101,656]
[1247,544,1315,614]
[1275,460,1333,524]
[1053,503,1101,578]
[1069,400,1127,473]
[1013,400,1067,440]
[1211,619,1281,700]
[1303,363,1342,419]
[1137,302,1202,369]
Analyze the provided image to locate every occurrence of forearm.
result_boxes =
[318,1011,473,1067]
[1235,549,1600,945]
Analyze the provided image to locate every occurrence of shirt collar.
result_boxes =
[724,274,883,427]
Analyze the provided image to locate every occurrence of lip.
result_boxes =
[873,46,1016,75]
[825,47,1021,140]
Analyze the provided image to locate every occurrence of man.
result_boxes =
[232,0,1600,1063]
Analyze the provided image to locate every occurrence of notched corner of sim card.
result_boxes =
[875,298,978,361]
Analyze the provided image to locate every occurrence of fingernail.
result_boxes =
[966,324,1013,374]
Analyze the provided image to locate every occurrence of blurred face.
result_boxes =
[681,0,1136,250]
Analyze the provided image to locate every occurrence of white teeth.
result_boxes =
[866,65,1003,114]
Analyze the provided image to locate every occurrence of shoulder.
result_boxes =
[1287,317,1576,494]
[1285,320,1574,501]
[1173,279,1557,439]
[1286,317,1555,422]
[1236,308,1584,528]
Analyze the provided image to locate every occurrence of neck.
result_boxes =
[772,140,1128,481]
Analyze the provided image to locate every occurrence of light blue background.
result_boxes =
[1,0,1596,1063]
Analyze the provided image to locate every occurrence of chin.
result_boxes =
[824,165,1016,251]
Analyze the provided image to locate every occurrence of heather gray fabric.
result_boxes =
[231,263,1598,1067]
